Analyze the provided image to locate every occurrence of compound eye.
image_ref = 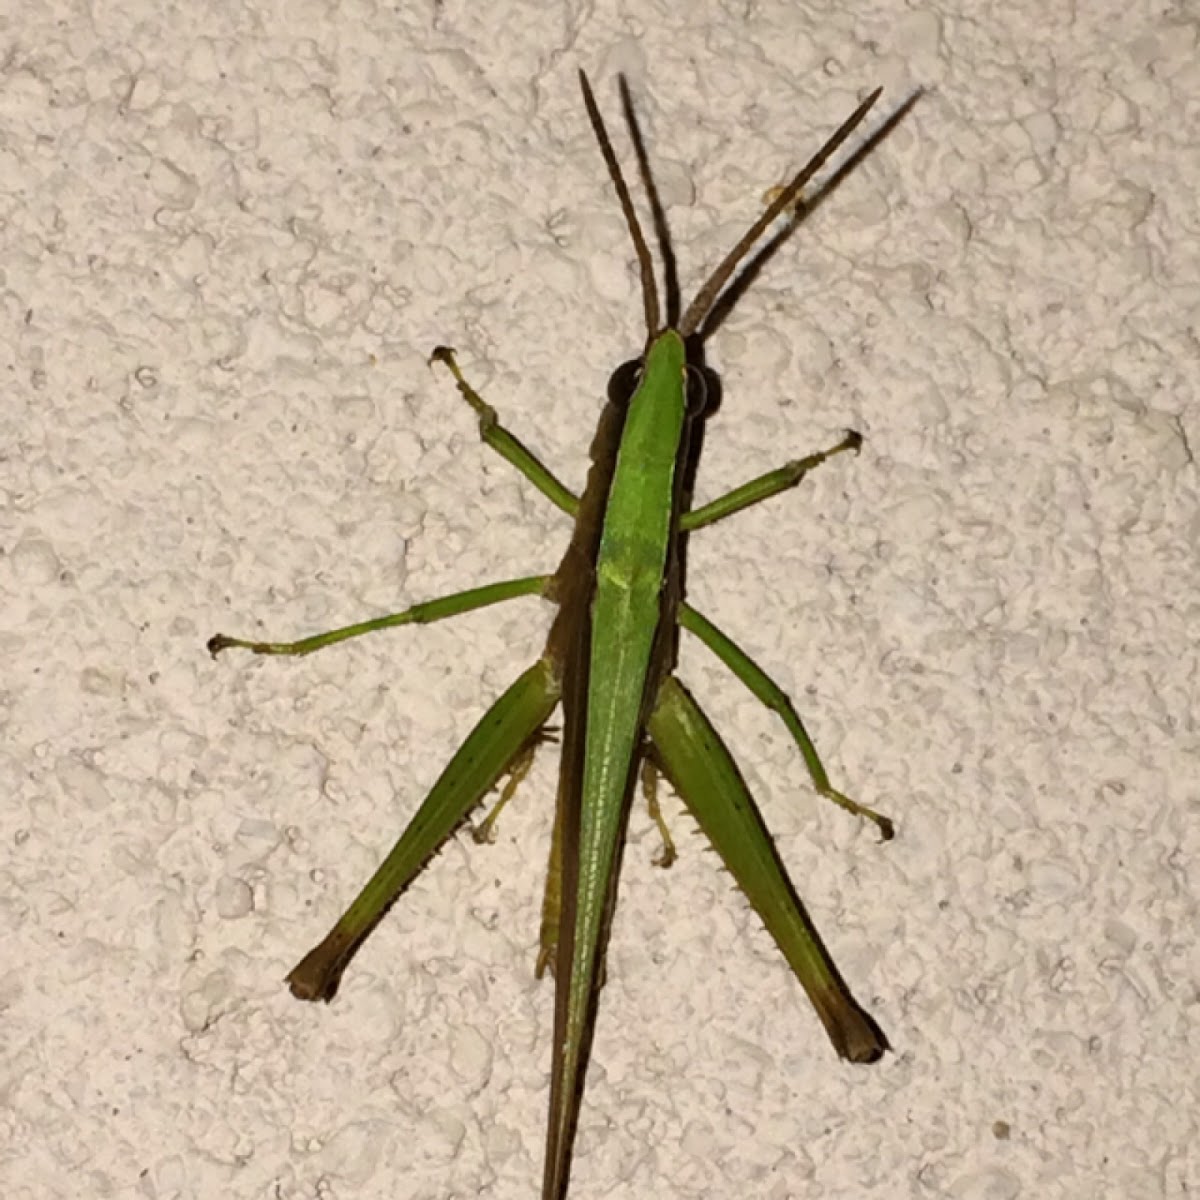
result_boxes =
[684,364,708,416]
[606,358,643,407]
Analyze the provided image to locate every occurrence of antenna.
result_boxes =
[678,87,882,338]
[617,75,680,328]
[578,70,661,340]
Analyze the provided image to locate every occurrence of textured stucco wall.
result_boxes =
[2,2,1197,1198]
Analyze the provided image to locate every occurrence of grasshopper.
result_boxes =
[210,71,898,1200]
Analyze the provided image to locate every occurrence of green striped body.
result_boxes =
[544,327,689,1198]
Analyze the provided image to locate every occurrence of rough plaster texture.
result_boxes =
[2,2,1197,1198]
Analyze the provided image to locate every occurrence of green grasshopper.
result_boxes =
[210,71,897,1200]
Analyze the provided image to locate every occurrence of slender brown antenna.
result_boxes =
[578,70,661,339]
[617,75,680,328]
[678,87,883,338]
[696,88,921,342]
